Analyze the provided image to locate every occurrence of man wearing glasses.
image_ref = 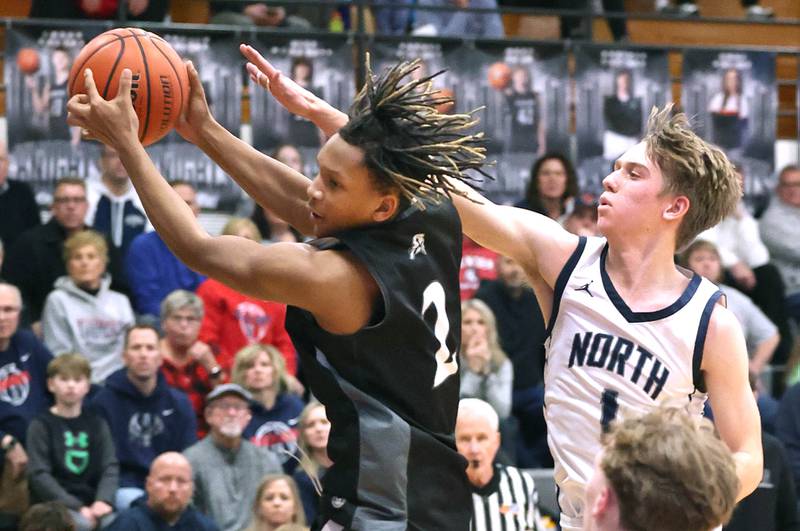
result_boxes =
[760,165,800,325]
[2,177,128,330]
[0,282,54,512]
[184,383,282,531]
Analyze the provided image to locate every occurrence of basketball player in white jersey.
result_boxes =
[235,51,762,531]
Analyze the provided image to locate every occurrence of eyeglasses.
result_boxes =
[53,196,87,205]
[211,401,249,412]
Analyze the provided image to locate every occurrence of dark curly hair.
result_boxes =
[338,55,488,205]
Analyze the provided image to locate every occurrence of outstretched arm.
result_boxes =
[703,304,764,501]
[243,45,579,290]
[67,68,376,334]
[176,61,313,234]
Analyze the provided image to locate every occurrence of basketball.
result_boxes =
[487,62,512,90]
[68,28,189,146]
[16,48,40,75]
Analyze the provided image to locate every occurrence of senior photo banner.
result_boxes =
[574,45,670,197]
[682,50,777,212]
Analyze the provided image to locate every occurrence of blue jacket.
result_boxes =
[90,369,197,488]
[244,393,305,473]
[108,495,219,530]
[0,330,53,443]
[125,232,205,318]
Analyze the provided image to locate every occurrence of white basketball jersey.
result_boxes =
[544,236,722,523]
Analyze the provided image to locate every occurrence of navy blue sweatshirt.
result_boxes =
[89,369,196,488]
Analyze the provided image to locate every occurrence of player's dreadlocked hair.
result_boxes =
[338,56,488,204]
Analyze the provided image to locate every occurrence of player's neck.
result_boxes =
[604,240,685,301]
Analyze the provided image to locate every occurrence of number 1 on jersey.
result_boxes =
[600,388,619,433]
[422,281,458,388]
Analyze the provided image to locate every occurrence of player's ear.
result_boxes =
[663,195,690,222]
[591,485,613,517]
[373,193,399,223]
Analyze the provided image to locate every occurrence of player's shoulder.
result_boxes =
[702,301,747,366]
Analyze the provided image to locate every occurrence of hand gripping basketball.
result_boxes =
[67,68,140,149]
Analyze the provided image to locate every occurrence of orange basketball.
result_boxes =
[68,28,189,146]
[487,62,512,90]
[16,48,40,75]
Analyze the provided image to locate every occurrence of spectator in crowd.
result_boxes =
[125,181,205,320]
[475,256,549,468]
[26,354,117,531]
[184,384,282,531]
[292,402,331,524]
[516,153,579,223]
[698,166,793,366]
[563,202,599,237]
[29,0,169,20]
[0,140,40,251]
[724,373,799,531]
[373,0,413,35]
[232,345,304,472]
[86,145,148,257]
[413,0,504,38]
[209,2,311,29]
[90,325,196,510]
[460,299,513,420]
[42,230,135,384]
[108,452,218,530]
[245,475,307,531]
[18,502,76,531]
[460,237,498,300]
[3,177,127,329]
[760,165,800,325]
[159,290,223,437]
[584,408,739,531]
[776,376,800,494]
[222,218,263,246]
[196,221,295,374]
[682,240,779,377]
[0,282,53,464]
[456,399,544,531]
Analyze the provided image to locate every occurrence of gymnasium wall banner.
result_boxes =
[682,50,777,213]
[5,25,105,206]
[249,35,355,178]
[473,42,570,204]
[574,45,670,196]
[5,26,246,212]
[147,32,245,211]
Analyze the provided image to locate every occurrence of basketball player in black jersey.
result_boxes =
[67,52,487,530]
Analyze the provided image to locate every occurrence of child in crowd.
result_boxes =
[26,354,118,531]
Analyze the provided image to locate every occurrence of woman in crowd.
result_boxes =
[41,229,134,383]
[460,299,513,420]
[516,153,579,223]
[245,474,308,531]
[232,344,305,471]
[196,219,296,374]
[292,402,332,524]
[250,144,304,244]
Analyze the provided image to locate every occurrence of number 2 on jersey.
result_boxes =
[600,388,619,432]
[422,281,458,388]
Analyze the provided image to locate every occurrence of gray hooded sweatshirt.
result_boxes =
[42,275,135,383]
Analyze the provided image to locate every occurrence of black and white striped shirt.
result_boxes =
[470,464,543,531]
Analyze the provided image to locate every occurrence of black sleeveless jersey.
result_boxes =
[286,199,471,531]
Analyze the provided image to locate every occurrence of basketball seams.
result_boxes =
[69,34,122,97]
[128,29,153,144]
[148,37,186,131]
[102,37,127,99]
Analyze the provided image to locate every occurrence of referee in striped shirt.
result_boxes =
[457,399,544,531]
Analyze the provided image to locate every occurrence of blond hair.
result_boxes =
[222,216,262,241]
[644,105,741,250]
[62,230,108,265]
[232,344,291,395]
[601,407,739,531]
[461,299,509,371]
[296,401,328,478]
[246,474,306,530]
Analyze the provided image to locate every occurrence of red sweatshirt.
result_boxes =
[196,278,297,375]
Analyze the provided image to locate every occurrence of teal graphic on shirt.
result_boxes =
[64,430,89,475]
